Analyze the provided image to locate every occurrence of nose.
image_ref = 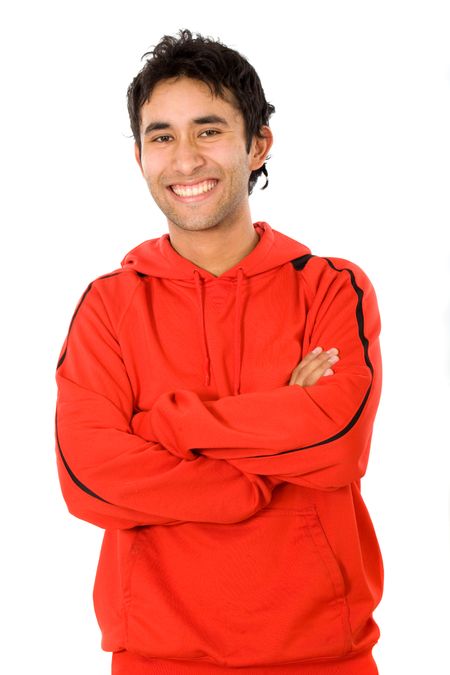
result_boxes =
[171,135,206,176]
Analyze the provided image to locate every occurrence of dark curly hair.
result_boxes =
[127,28,275,195]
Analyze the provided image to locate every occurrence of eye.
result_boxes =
[153,135,172,143]
[200,129,220,137]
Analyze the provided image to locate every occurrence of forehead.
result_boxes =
[140,76,242,124]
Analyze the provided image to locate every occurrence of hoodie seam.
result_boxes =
[114,273,145,337]
[297,256,318,306]
[90,271,143,339]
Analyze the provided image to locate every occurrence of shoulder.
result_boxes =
[294,253,375,296]
[71,268,144,331]
[90,267,143,296]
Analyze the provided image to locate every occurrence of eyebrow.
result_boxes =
[143,115,229,136]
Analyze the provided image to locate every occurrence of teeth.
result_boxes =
[171,180,217,197]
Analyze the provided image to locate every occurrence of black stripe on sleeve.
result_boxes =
[55,271,125,504]
[252,255,375,456]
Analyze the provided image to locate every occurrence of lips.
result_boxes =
[170,179,218,197]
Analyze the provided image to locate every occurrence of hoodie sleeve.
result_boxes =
[54,279,275,530]
[147,258,382,491]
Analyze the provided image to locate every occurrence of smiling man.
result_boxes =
[133,69,272,276]
[54,28,384,675]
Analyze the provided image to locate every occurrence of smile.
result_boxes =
[170,179,218,198]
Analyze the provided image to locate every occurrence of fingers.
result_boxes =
[289,347,340,387]
[296,346,338,369]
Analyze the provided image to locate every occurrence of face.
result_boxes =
[135,76,271,233]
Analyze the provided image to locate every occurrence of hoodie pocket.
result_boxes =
[124,506,352,667]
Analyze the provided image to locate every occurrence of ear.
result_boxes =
[249,125,274,172]
[134,142,144,176]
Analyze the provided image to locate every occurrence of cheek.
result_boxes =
[206,143,243,167]
[140,153,163,181]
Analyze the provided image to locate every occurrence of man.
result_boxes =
[54,28,383,675]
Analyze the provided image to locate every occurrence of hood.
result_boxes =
[121,221,311,395]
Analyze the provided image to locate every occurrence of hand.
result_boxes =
[288,347,340,387]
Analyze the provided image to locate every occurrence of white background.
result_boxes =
[2,1,450,673]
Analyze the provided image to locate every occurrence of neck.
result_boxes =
[167,218,260,277]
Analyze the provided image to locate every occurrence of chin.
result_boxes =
[170,218,222,231]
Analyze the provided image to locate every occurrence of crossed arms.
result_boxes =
[54,260,382,530]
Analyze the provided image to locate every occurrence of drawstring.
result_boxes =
[193,269,211,388]
[233,268,244,396]
[192,267,245,396]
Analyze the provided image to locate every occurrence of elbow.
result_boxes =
[64,497,140,530]
[330,419,374,489]
[65,500,107,529]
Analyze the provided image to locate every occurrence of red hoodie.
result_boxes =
[54,221,383,674]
